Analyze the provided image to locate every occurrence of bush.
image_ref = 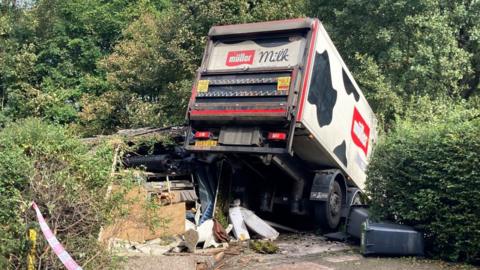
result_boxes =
[0,118,120,269]
[366,98,480,263]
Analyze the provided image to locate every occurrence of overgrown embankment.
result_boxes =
[0,118,123,269]
[367,98,480,264]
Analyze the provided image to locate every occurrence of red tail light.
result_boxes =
[268,132,287,141]
[194,131,211,139]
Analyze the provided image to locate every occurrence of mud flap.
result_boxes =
[309,170,346,206]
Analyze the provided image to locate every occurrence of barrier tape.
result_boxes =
[31,202,83,270]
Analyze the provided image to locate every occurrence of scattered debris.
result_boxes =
[264,220,300,233]
[229,206,250,241]
[214,250,225,260]
[186,219,196,231]
[184,229,200,253]
[183,219,223,252]
[94,127,436,270]
[225,224,233,235]
[275,234,351,257]
[250,240,279,254]
[197,219,221,249]
[110,236,182,256]
[144,176,198,204]
[194,246,228,255]
[213,219,229,243]
[240,208,279,240]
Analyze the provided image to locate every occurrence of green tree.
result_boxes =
[307,0,479,123]
[100,0,306,130]
[0,0,170,126]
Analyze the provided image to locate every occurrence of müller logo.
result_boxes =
[226,50,255,66]
[351,107,370,155]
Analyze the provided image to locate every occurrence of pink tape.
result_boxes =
[31,202,83,270]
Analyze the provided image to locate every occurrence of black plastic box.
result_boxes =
[347,206,369,239]
[361,220,425,256]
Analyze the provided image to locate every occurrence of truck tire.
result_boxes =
[314,181,343,230]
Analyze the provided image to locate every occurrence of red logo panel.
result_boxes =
[351,107,370,155]
[226,50,255,66]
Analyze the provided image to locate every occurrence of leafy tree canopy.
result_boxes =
[308,0,479,123]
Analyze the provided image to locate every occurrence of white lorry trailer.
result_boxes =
[185,18,377,229]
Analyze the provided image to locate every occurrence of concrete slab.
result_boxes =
[323,255,362,263]
[124,254,214,270]
[268,262,333,270]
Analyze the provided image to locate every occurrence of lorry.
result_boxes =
[184,18,377,229]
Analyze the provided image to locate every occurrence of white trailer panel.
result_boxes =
[295,20,377,189]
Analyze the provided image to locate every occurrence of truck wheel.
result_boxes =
[314,181,343,230]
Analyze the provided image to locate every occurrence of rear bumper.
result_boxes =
[189,108,288,121]
[185,144,288,154]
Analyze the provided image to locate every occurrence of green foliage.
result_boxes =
[366,98,480,263]
[3,0,306,135]
[1,0,479,133]
[307,0,479,124]
[0,118,119,269]
[100,0,305,130]
[0,0,170,130]
[250,240,279,254]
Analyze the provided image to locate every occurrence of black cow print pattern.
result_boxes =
[342,69,360,102]
[333,140,347,167]
[307,50,337,127]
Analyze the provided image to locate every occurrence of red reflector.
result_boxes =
[268,132,287,141]
[194,131,211,139]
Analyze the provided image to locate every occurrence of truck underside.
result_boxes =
[123,126,365,230]
[190,149,357,230]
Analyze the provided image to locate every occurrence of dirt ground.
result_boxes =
[123,233,479,270]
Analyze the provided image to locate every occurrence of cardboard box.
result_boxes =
[100,186,185,243]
